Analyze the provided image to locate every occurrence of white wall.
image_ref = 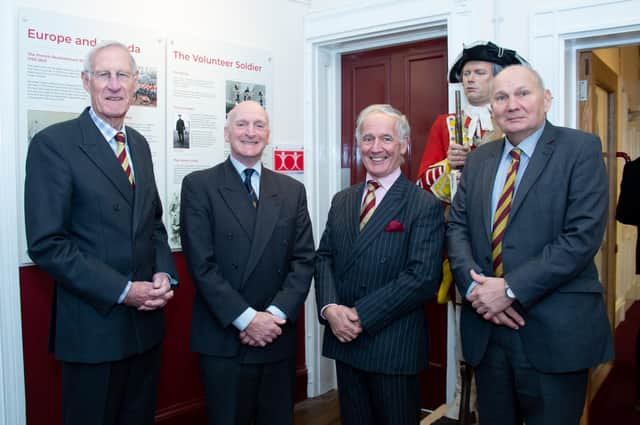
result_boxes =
[15,0,310,147]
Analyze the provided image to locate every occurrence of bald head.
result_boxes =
[224,101,270,166]
[491,65,552,145]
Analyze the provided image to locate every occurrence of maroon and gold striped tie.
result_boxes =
[115,132,134,187]
[491,148,521,277]
[360,180,380,230]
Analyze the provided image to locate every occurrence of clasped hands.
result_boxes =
[123,272,174,311]
[467,270,525,330]
[239,311,286,347]
[324,305,362,343]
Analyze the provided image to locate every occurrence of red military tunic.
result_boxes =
[417,107,501,203]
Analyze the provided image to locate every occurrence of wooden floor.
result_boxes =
[293,391,444,425]
[294,390,341,425]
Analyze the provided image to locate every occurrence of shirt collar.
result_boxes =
[503,122,546,159]
[366,167,401,190]
[465,103,494,135]
[229,154,263,178]
[88,107,126,143]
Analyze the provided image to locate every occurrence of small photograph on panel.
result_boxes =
[133,66,158,107]
[167,191,181,247]
[173,113,190,149]
[225,80,266,118]
[27,110,77,144]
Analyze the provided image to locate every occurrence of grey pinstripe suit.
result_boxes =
[315,174,444,423]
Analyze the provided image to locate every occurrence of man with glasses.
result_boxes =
[316,104,444,425]
[25,41,176,425]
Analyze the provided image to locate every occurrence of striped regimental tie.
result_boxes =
[359,180,380,231]
[115,132,134,187]
[491,148,522,277]
[243,168,258,208]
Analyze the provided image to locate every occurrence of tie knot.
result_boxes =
[367,180,380,191]
[243,168,255,181]
[115,132,125,145]
[510,148,522,161]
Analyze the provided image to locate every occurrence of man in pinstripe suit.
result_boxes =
[316,104,445,425]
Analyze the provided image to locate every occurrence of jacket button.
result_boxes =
[113,204,120,211]
[227,233,233,240]
[232,263,238,270]
[380,257,387,263]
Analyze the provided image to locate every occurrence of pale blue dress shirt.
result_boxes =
[88,108,177,303]
[466,123,545,297]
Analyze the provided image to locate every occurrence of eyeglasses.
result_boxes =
[359,135,397,146]
[89,71,135,82]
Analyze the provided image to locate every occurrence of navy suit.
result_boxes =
[180,158,315,425]
[25,107,176,424]
[315,174,444,424]
[447,122,614,424]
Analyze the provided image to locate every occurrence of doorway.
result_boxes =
[341,39,447,183]
[576,43,640,424]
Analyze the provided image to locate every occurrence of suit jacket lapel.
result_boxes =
[346,182,365,244]
[218,158,256,239]
[242,168,282,283]
[481,139,503,242]
[510,122,555,220]
[128,129,148,236]
[340,175,408,274]
[76,109,134,206]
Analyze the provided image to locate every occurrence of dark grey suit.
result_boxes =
[447,122,614,424]
[180,157,315,424]
[25,107,176,424]
[315,174,444,424]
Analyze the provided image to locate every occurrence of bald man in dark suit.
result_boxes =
[447,65,613,425]
[180,101,315,425]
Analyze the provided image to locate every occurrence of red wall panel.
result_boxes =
[20,252,307,425]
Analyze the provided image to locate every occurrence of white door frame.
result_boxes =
[0,0,27,424]
[530,0,640,127]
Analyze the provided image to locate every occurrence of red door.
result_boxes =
[341,37,448,409]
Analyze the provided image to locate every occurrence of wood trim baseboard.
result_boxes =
[156,397,207,423]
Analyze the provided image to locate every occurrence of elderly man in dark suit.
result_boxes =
[446,65,614,425]
[180,100,315,425]
[315,104,445,425]
[25,41,176,425]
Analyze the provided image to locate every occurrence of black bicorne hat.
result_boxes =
[448,41,528,83]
